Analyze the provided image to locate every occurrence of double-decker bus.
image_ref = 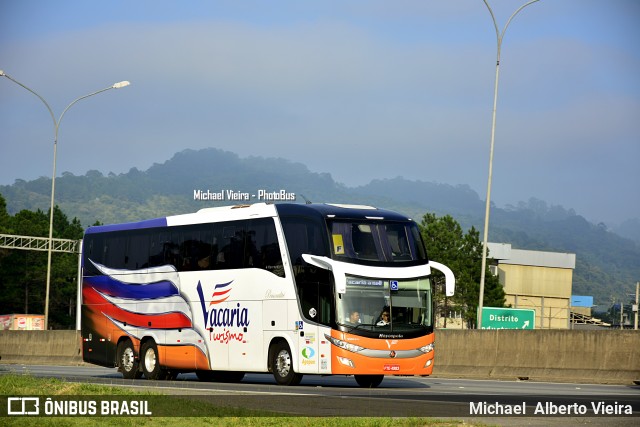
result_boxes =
[81,203,454,387]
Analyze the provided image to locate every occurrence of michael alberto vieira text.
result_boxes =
[193,189,295,201]
[470,401,633,416]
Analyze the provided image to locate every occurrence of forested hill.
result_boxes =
[1,147,638,306]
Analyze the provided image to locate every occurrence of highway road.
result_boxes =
[2,363,639,425]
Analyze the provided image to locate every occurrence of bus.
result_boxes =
[81,202,454,387]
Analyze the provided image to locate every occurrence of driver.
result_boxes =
[348,310,361,324]
[376,309,390,326]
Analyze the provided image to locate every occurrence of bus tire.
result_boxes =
[117,339,141,379]
[140,340,167,380]
[354,374,384,388]
[271,341,302,386]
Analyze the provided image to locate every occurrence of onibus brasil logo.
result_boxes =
[197,280,249,344]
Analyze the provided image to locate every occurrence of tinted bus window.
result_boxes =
[85,217,284,275]
[125,231,149,270]
[104,233,127,269]
[83,234,104,275]
[148,229,170,268]
[281,216,333,325]
[178,224,214,271]
[246,218,284,277]
[215,221,245,270]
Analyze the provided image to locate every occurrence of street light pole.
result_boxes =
[634,281,639,330]
[477,1,539,329]
[0,70,129,329]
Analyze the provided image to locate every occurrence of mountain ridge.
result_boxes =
[1,147,638,306]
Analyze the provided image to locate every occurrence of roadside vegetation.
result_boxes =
[0,373,477,427]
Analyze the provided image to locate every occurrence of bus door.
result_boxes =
[296,280,333,374]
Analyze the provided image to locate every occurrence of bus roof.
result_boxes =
[84,202,413,235]
[274,203,412,222]
[84,217,167,234]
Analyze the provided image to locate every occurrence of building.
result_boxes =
[487,243,576,329]
[570,295,611,328]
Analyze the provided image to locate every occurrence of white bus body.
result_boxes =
[81,203,454,387]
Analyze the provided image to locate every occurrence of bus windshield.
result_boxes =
[337,276,432,334]
[328,220,427,265]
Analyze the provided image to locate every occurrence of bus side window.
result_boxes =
[104,233,126,269]
[83,235,104,276]
[246,218,284,277]
[217,223,245,270]
[176,224,215,272]
[179,226,199,271]
[196,227,215,270]
[125,231,149,270]
[149,230,170,268]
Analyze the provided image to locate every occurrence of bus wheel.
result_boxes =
[140,341,167,380]
[355,375,384,388]
[117,339,141,379]
[271,341,302,386]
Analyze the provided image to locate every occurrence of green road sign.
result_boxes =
[480,307,535,329]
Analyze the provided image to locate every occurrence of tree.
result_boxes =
[0,195,84,329]
[420,212,505,328]
[0,193,11,233]
[0,208,49,317]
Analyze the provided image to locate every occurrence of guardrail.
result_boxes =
[0,329,638,384]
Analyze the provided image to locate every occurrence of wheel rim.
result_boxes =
[121,346,135,372]
[144,347,156,373]
[275,349,291,378]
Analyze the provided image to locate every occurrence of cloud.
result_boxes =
[1,1,639,225]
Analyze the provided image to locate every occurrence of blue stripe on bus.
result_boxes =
[84,217,168,234]
[85,275,179,299]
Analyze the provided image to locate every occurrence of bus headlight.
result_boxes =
[418,343,434,354]
[325,334,364,353]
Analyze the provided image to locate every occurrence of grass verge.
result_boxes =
[0,373,476,427]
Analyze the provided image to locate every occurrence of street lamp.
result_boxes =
[0,70,130,329]
[477,1,539,329]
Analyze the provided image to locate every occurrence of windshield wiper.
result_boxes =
[340,322,375,333]
[395,323,425,329]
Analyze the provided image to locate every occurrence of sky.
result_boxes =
[1,0,638,226]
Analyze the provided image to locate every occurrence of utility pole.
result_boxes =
[634,281,639,330]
